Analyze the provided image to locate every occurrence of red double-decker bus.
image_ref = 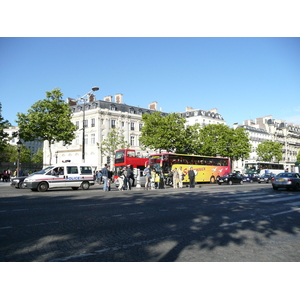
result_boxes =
[114,149,149,179]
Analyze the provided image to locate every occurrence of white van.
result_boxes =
[23,163,96,192]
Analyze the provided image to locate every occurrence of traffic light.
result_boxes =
[107,156,111,164]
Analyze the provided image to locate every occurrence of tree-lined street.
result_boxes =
[1,182,300,262]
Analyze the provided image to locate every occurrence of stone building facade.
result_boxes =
[233,116,300,172]
[43,94,167,168]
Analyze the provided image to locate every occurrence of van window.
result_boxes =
[67,166,79,174]
[80,166,92,174]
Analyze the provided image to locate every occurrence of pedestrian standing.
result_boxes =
[188,166,195,188]
[97,170,102,184]
[128,165,135,187]
[126,166,133,190]
[107,166,113,191]
[178,166,183,188]
[143,164,151,190]
[102,164,109,191]
[158,170,165,189]
[172,168,179,188]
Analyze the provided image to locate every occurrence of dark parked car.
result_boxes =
[258,173,275,183]
[10,176,27,189]
[243,173,261,183]
[272,172,300,191]
[218,173,244,185]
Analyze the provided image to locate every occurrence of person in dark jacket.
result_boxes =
[188,167,195,188]
[126,166,133,190]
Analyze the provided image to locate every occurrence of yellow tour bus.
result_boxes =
[148,153,231,184]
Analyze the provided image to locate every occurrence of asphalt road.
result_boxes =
[1,181,300,262]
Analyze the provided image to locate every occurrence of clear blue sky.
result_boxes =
[1,37,299,127]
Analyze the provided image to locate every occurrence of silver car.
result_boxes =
[272,172,300,191]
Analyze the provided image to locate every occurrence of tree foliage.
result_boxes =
[139,112,186,152]
[256,141,283,162]
[297,151,300,163]
[195,124,251,163]
[16,88,76,165]
[0,102,11,156]
[32,147,44,164]
[99,127,130,166]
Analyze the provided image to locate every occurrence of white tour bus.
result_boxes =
[244,161,284,176]
[23,163,96,192]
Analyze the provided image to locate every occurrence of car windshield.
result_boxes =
[223,173,230,177]
[34,166,53,175]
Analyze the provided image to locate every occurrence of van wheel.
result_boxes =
[81,181,90,190]
[38,182,48,192]
[72,187,79,190]
[210,176,215,184]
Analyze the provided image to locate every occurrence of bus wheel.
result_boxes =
[210,176,216,184]
[38,182,48,192]
[81,181,90,190]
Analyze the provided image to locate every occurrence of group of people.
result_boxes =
[1,168,25,182]
[116,165,135,191]
[98,164,197,192]
[143,165,197,190]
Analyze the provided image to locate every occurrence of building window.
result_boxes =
[111,120,116,128]
[130,136,135,146]
[91,118,95,127]
[76,121,79,129]
[85,134,88,145]
[131,122,135,130]
[91,133,95,144]
[122,121,125,127]
[84,119,88,128]
[139,123,143,131]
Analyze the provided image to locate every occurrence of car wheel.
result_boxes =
[273,186,278,190]
[240,180,243,185]
[19,181,26,189]
[250,179,253,183]
[218,182,222,185]
[81,181,90,190]
[37,182,48,192]
[228,180,233,185]
[294,183,300,191]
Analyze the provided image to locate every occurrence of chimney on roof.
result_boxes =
[186,106,194,111]
[115,93,123,103]
[104,96,112,102]
[148,101,157,110]
[67,97,77,106]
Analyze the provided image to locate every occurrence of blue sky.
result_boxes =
[1,37,299,127]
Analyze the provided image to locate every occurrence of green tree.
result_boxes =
[297,151,300,162]
[32,147,44,164]
[139,112,186,152]
[6,144,31,163]
[194,124,251,168]
[256,141,283,162]
[0,103,11,159]
[17,88,76,165]
[99,127,130,167]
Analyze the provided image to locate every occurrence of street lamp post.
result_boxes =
[67,87,99,163]
[17,140,22,177]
